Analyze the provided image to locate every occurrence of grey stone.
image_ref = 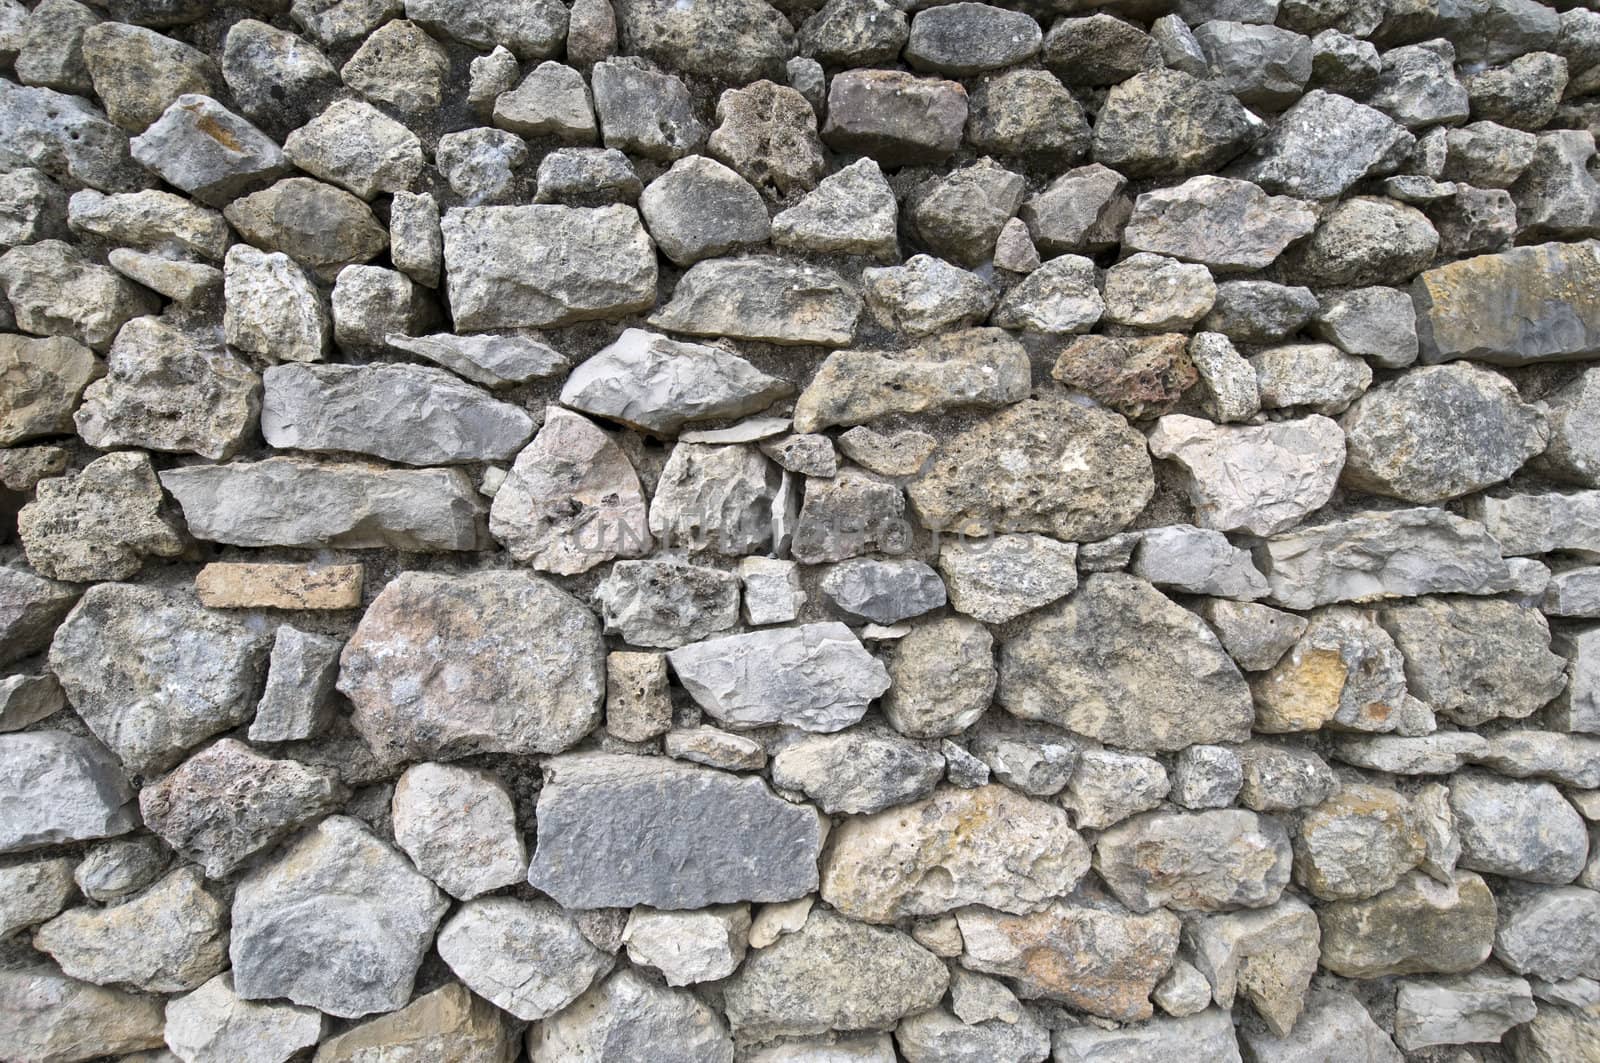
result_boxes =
[34,867,226,993]
[882,617,996,739]
[1535,367,1600,486]
[1393,970,1537,1052]
[437,897,610,1021]
[1453,0,1559,66]
[1184,896,1321,1034]
[0,673,64,732]
[0,731,135,853]
[1124,176,1316,272]
[443,204,656,330]
[0,965,166,1061]
[491,60,595,143]
[706,80,823,199]
[231,815,448,1018]
[0,239,157,352]
[404,0,567,58]
[1000,573,1252,753]
[245,627,341,742]
[1330,733,1490,775]
[623,904,750,986]
[1415,240,1600,365]
[614,0,791,83]
[822,69,968,167]
[1450,772,1589,884]
[1511,131,1600,241]
[1095,809,1291,913]
[649,442,779,557]
[909,158,1024,268]
[222,244,328,364]
[1133,525,1269,600]
[1250,606,1415,734]
[1062,750,1169,830]
[161,458,486,551]
[1093,69,1264,178]
[528,753,825,909]
[331,265,435,350]
[1101,252,1217,331]
[74,317,256,461]
[605,651,672,742]
[1232,90,1411,200]
[529,967,733,1062]
[1445,121,1538,188]
[140,739,344,878]
[1293,783,1425,900]
[106,248,219,304]
[163,972,325,1063]
[1154,960,1213,1018]
[0,568,78,666]
[1147,414,1345,537]
[596,559,740,648]
[292,0,405,45]
[771,157,897,259]
[282,98,424,200]
[651,255,857,345]
[667,622,889,732]
[1468,489,1600,558]
[906,2,1040,76]
[1236,742,1337,813]
[536,146,642,206]
[561,328,788,436]
[992,254,1103,334]
[739,557,804,625]
[1172,745,1244,809]
[862,255,995,337]
[1310,285,1419,368]
[993,217,1039,273]
[341,20,447,116]
[389,332,567,391]
[800,0,907,66]
[0,81,151,193]
[130,95,286,207]
[1019,164,1131,254]
[1366,40,1469,130]
[772,728,943,815]
[956,898,1181,1022]
[724,907,947,1040]
[225,177,387,281]
[1043,13,1160,86]
[1546,568,1600,617]
[791,468,910,563]
[1467,51,1567,132]
[490,407,651,572]
[389,191,441,289]
[0,857,75,939]
[1194,21,1313,109]
[0,168,69,248]
[13,0,97,95]
[965,68,1090,161]
[1289,197,1438,288]
[943,741,990,788]
[568,0,616,66]
[18,452,184,584]
[1240,988,1400,1061]
[1257,507,1512,609]
[821,559,945,624]
[761,433,836,477]
[1311,28,1382,92]
[221,19,339,133]
[591,58,706,162]
[937,534,1077,624]
[339,570,603,762]
[261,363,533,467]
[435,127,527,205]
[1201,599,1307,671]
[390,763,525,902]
[1494,884,1600,980]
[1051,334,1199,423]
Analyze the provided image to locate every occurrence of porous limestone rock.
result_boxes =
[222,244,328,363]
[19,451,185,583]
[1293,784,1426,900]
[596,559,739,648]
[0,333,100,446]
[622,904,750,986]
[881,617,996,739]
[530,967,734,1062]
[1183,895,1322,1035]
[1094,809,1293,912]
[936,534,1078,624]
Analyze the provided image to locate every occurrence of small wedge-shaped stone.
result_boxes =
[311,981,516,1063]
[1415,240,1600,364]
[388,332,568,389]
[0,731,136,853]
[725,907,947,1040]
[528,753,826,909]
[250,624,343,741]
[561,328,792,435]
[160,458,486,551]
[821,784,1089,923]
[531,967,734,1062]
[231,815,448,1019]
[1257,508,1512,609]
[770,727,943,814]
[19,451,185,583]
[164,972,325,1063]
[489,407,652,574]
[262,362,534,466]
[130,94,287,206]
[437,897,612,1021]
[74,316,259,461]
[339,570,604,762]
[0,965,166,1062]
[1341,362,1548,502]
[956,896,1180,1022]
[999,573,1253,752]
[771,157,898,258]
[667,622,890,732]
[1123,175,1317,270]
[649,442,780,556]
[1184,895,1321,1036]
[1320,869,1498,978]
[139,738,346,878]
[33,867,226,993]
[793,328,1029,433]
[223,244,328,364]
[909,396,1154,541]
[1148,413,1344,536]
[50,584,271,776]
[1095,809,1293,913]
[650,256,860,346]
[442,204,657,330]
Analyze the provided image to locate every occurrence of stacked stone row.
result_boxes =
[2,0,1600,1060]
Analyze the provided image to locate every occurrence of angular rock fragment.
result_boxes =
[770,728,942,815]
[341,19,447,116]
[821,69,967,166]
[222,244,328,363]
[1101,252,1217,331]
[1093,69,1263,177]
[937,535,1077,625]
[1250,606,1412,734]
[0,731,136,853]
[339,570,603,762]
[1172,745,1244,810]
[0,334,101,446]
[0,81,152,193]
[390,332,567,390]
[1196,21,1313,108]
[1250,341,1372,415]
[1019,164,1130,254]
[1235,742,1337,812]
[992,254,1103,334]
[966,68,1090,161]
[0,859,75,940]
[666,725,766,771]
[405,0,567,57]
[222,18,340,134]
[531,967,734,1061]
[231,815,447,1018]
[820,558,944,624]
[528,753,825,909]
[106,247,220,303]
[311,982,516,1063]
[1062,749,1169,830]
[1132,524,1268,599]
[1239,988,1399,1061]
[164,972,325,1063]
[72,836,167,904]
[130,95,287,206]
[33,867,227,993]
[1184,895,1320,1035]
[624,904,750,986]
[1000,574,1253,752]
[0,568,79,666]
[1096,809,1292,913]
[724,907,947,1040]
[1201,599,1306,671]
[862,255,998,337]
[224,177,388,280]
[1294,784,1425,900]
[0,239,157,351]
[249,625,342,743]
[906,2,1039,75]
[651,256,858,346]
[1232,90,1411,199]
[282,98,424,200]
[908,157,1024,267]
[0,965,166,1061]
[771,157,898,258]
[880,617,996,740]
[1450,772,1589,884]
[909,397,1153,541]
[640,155,769,267]
[140,739,345,878]
[1122,175,1317,271]
[791,469,910,563]
[1393,970,1537,1052]
[591,58,706,162]
[561,328,790,436]
[0,673,64,733]
[1417,241,1600,365]
[649,442,778,556]
[1494,884,1600,980]
[957,897,1180,1021]
[437,897,612,1020]
[596,559,739,648]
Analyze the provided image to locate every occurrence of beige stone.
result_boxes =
[312,982,517,1063]
[605,650,672,742]
[195,562,363,610]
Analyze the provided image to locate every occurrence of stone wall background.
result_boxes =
[2,0,1600,1059]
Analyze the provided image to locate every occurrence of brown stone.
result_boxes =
[195,562,364,610]
[1050,334,1198,420]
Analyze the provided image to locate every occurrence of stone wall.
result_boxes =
[1,0,1599,1059]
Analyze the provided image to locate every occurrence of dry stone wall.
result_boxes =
[2,0,1600,1059]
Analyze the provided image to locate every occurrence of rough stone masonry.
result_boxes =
[4,0,1600,1059]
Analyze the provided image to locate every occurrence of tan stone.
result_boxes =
[605,651,671,742]
[1183,896,1321,1036]
[195,562,364,610]
[312,982,517,1063]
